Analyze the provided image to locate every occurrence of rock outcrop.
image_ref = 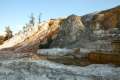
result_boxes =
[0,59,119,80]
[0,6,120,52]
[82,5,120,30]
[0,5,120,80]
[50,6,120,50]
[0,19,61,52]
[50,15,85,48]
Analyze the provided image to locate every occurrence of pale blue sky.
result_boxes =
[0,0,120,33]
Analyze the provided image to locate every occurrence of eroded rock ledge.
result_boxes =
[0,59,119,80]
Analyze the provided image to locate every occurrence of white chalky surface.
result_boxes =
[0,59,119,80]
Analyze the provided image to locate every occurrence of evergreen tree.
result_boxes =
[29,13,35,26]
[38,13,42,23]
[4,26,13,40]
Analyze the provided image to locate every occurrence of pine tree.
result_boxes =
[29,13,35,26]
[4,26,13,40]
[38,13,42,23]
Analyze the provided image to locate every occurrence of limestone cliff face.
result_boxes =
[0,5,120,80]
[50,15,85,48]
[82,5,120,30]
[0,6,120,52]
[50,6,120,49]
[14,19,61,52]
[0,19,61,52]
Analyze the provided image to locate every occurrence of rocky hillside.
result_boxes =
[50,6,120,50]
[0,5,120,80]
[82,5,120,30]
[50,15,85,48]
[0,19,61,52]
[0,6,120,52]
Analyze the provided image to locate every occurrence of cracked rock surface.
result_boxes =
[0,59,119,80]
